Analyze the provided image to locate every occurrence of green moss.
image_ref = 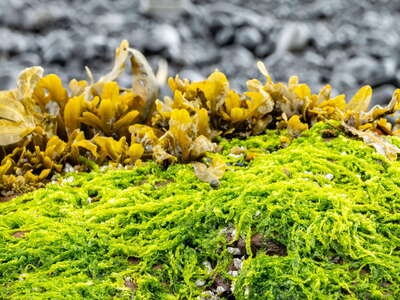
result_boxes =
[1,122,399,299]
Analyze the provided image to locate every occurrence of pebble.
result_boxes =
[181,42,218,65]
[373,84,397,106]
[255,41,275,58]
[202,261,212,273]
[61,176,74,183]
[141,0,191,19]
[97,13,125,33]
[228,270,239,277]
[0,73,13,90]
[215,286,226,294]
[179,69,204,82]
[336,56,380,84]
[235,26,263,50]
[215,26,235,46]
[227,247,241,256]
[1,0,399,97]
[276,23,310,53]
[222,46,254,71]
[324,173,334,180]
[233,258,243,270]
[195,279,205,287]
[145,24,181,57]
[17,53,41,66]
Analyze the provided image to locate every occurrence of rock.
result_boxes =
[325,50,348,69]
[0,73,13,90]
[309,23,334,52]
[255,41,275,58]
[181,42,218,66]
[82,35,110,61]
[333,56,381,86]
[40,31,74,65]
[186,15,208,39]
[17,52,41,66]
[372,84,397,106]
[179,69,204,82]
[276,23,310,53]
[235,26,263,50]
[140,0,191,19]
[0,0,399,97]
[176,24,192,42]
[208,13,233,35]
[22,6,72,32]
[335,24,358,47]
[222,46,254,70]
[0,29,29,55]
[231,13,249,28]
[331,72,358,94]
[1,8,24,29]
[309,0,336,19]
[90,1,110,16]
[215,27,235,46]
[145,24,181,59]
[97,13,126,34]
[382,58,397,78]
[304,51,324,67]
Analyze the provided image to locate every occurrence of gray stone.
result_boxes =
[372,84,397,106]
[145,24,181,59]
[276,23,310,53]
[235,26,263,50]
[179,69,204,82]
[215,27,235,46]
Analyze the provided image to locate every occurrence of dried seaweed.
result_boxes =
[2,41,400,193]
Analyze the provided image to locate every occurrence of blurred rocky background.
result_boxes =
[1,0,400,105]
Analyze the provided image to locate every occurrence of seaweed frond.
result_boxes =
[2,44,400,193]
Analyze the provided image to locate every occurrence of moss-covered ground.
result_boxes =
[1,123,400,299]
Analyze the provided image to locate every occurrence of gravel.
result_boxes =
[1,0,400,106]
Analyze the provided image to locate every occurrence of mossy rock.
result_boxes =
[1,122,399,299]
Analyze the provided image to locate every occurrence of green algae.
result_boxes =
[1,122,399,299]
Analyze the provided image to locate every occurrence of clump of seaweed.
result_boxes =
[2,41,400,194]
[1,123,399,298]
[0,41,160,193]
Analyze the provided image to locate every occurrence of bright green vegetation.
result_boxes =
[1,122,399,299]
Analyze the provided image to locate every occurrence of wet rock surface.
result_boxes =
[1,0,399,105]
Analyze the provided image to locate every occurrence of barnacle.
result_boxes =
[2,41,400,193]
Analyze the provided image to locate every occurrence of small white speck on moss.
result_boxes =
[61,176,74,184]
[227,247,241,255]
[202,261,212,273]
[228,270,239,277]
[216,286,226,294]
[233,258,243,270]
[244,286,250,296]
[195,279,205,287]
